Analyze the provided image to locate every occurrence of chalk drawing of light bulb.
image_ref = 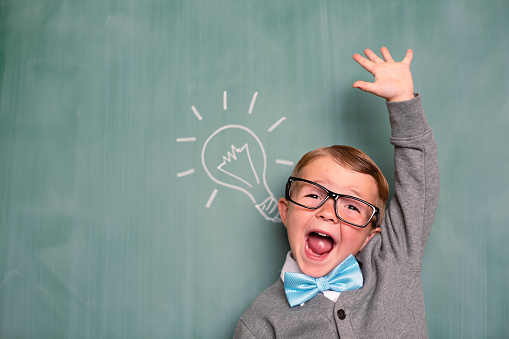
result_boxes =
[201,124,281,222]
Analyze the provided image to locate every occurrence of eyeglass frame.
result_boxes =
[285,177,380,228]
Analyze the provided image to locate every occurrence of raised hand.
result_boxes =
[353,47,414,102]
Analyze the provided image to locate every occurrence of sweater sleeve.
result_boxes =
[382,94,440,267]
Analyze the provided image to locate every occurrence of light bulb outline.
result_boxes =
[177,91,294,223]
[201,124,270,206]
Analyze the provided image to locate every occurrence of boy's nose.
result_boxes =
[317,198,338,223]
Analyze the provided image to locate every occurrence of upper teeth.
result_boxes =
[316,232,329,237]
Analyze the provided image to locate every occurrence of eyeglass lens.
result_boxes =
[289,180,374,227]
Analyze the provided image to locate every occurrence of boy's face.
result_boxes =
[279,156,381,278]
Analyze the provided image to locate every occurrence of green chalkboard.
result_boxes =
[1,0,508,338]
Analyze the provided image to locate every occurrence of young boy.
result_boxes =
[233,47,440,338]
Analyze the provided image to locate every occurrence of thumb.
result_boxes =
[353,80,378,94]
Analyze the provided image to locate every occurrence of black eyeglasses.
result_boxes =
[285,177,380,228]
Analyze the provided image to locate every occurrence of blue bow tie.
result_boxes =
[284,254,363,307]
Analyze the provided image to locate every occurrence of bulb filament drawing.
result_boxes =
[217,144,259,188]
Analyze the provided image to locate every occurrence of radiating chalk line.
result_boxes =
[176,137,196,142]
[206,189,218,208]
[276,159,294,166]
[248,92,258,114]
[223,91,227,110]
[191,106,203,120]
[268,117,286,132]
[177,169,195,177]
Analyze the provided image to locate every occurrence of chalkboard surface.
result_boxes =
[1,0,508,338]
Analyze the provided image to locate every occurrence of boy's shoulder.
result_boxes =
[241,279,288,318]
[234,280,287,338]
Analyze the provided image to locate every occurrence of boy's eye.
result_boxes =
[338,198,365,215]
[290,181,328,206]
[345,204,361,212]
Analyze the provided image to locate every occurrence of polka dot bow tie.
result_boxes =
[284,254,363,307]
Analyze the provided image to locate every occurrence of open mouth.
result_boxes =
[306,231,335,257]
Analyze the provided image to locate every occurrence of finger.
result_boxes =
[364,49,384,63]
[353,53,374,73]
[353,80,378,94]
[380,47,394,62]
[402,49,413,65]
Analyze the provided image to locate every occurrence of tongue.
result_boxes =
[307,233,333,255]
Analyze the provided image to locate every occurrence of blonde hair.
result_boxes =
[291,145,389,227]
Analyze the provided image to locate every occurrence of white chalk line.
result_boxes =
[177,169,195,177]
[268,117,287,132]
[191,106,203,120]
[248,92,258,114]
[276,159,294,166]
[223,91,227,110]
[176,137,196,142]
[206,189,218,208]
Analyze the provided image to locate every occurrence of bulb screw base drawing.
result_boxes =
[255,195,281,223]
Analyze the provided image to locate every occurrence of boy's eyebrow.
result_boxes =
[313,179,366,200]
[341,188,366,200]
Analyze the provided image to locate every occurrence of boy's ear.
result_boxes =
[278,198,289,228]
[359,227,381,251]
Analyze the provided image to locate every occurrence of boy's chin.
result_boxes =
[302,267,334,278]
[298,247,340,278]
[299,252,353,278]
[299,261,338,278]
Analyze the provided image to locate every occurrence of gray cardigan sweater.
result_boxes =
[234,95,440,339]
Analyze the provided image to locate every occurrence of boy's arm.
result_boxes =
[353,48,440,264]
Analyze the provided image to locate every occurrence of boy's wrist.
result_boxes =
[387,92,415,103]
[387,94,430,139]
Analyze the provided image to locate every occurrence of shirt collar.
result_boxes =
[280,251,301,281]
